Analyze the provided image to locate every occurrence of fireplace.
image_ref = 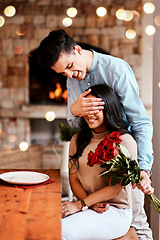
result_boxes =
[29,49,67,105]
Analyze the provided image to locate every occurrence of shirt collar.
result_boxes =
[87,50,97,74]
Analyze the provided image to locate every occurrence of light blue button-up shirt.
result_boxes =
[67,50,153,171]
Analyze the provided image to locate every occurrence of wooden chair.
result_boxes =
[116,227,139,240]
[0,145,43,169]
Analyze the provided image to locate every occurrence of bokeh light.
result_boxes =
[9,135,17,143]
[16,26,26,36]
[14,46,23,55]
[62,17,72,27]
[0,16,5,27]
[45,111,56,122]
[96,7,107,17]
[4,5,16,17]
[145,25,156,35]
[19,142,28,151]
[125,29,136,39]
[116,9,125,20]
[158,82,160,88]
[132,10,140,17]
[123,10,134,21]
[67,7,77,18]
[143,2,155,14]
[155,16,160,26]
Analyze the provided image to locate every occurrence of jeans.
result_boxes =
[62,207,132,240]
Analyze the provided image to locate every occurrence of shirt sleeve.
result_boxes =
[67,78,83,129]
[113,61,153,171]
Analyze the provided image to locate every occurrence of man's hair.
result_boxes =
[37,29,77,68]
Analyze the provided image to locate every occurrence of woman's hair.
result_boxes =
[37,29,77,68]
[70,84,129,169]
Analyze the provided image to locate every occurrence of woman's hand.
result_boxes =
[62,201,82,218]
[90,202,110,213]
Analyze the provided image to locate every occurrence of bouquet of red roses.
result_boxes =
[87,131,160,213]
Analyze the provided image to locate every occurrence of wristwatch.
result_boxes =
[80,199,88,211]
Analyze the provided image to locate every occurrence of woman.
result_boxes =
[62,84,137,240]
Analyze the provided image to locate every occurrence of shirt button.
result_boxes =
[88,83,90,86]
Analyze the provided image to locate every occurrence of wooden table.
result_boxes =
[0,169,62,240]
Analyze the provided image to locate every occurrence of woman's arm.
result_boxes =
[62,176,123,217]
[69,168,88,200]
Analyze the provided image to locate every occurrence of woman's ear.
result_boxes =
[74,45,82,55]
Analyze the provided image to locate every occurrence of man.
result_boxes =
[37,29,153,239]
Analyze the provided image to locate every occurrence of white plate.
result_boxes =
[0,171,49,185]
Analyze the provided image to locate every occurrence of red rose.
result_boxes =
[110,131,122,144]
[87,151,102,167]
[106,142,118,158]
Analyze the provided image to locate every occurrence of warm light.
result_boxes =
[132,10,140,17]
[155,16,160,26]
[143,2,155,14]
[116,9,125,20]
[158,82,160,88]
[49,91,55,99]
[62,89,68,103]
[14,46,23,55]
[0,129,2,135]
[16,27,25,36]
[0,16,5,27]
[9,135,17,143]
[123,10,133,21]
[67,7,77,18]
[96,7,107,17]
[45,111,56,122]
[125,29,136,39]
[55,83,62,97]
[145,25,156,35]
[62,17,72,27]
[4,5,16,17]
[19,142,28,151]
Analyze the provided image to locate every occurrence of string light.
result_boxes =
[4,5,16,17]
[45,111,56,122]
[143,2,155,14]
[19,142,28,151]
[125,29,136,39]
[67,7,77,18]
[62,17,72,27]
[145,25,156,35]
[0,16,5,27]
[96,7,107,17]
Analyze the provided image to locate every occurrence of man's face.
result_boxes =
[51,45,88,80]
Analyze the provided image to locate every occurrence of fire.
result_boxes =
[62,89,68,103]
[55,83,62,97]
[49,83,68,103]
[49,91,55,99]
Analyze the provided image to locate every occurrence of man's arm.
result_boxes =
[113,63,153,192]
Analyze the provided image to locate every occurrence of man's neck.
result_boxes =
[83,49,93,73]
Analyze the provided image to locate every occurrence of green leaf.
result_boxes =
[111,176,122,186]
